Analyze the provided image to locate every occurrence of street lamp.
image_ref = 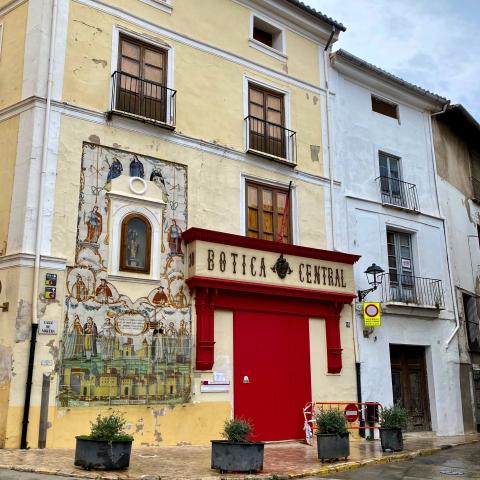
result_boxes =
[357,263,385,302]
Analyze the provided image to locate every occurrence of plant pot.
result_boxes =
[211,440,264,473]
[316,433,350,462]
[380,428,403,452]
[74,437,133,470]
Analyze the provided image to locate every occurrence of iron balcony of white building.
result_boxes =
[106,71,176,129]
[245,115,297,166]
[376,176,420,213]
[380,273,444,309]
[471,177,480,203]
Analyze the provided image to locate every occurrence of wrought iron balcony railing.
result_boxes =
[376,176,419,212]
[471,177,480,202]
[380,273,444,309]
[107,71,176,128]
[245,115,297,166]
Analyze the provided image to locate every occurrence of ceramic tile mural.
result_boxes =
[59,143,191,406]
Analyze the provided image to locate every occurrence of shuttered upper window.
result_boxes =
[246,181,291,243]
[371,95,398,119]
[248,84,286,158]
[116,36,168,123]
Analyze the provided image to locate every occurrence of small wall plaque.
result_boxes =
[38,319,57,335]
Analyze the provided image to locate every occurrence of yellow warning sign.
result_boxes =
[363,302,381,326]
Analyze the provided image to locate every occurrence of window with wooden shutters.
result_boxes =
[120,213,152,274]
[246,181,291,243]
[248,84,286,159]
[117,36,167,122]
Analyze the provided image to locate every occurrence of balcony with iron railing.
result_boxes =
[106,71,176,129]
[380,273,444,309]
[376,176,419,212]
[245,115,297,166]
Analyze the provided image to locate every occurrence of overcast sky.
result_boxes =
[306,0,480,121]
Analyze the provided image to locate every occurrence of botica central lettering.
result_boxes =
[206,249,347,288]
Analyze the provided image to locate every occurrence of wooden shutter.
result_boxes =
[248,84,285,158]
[246,182,291,243]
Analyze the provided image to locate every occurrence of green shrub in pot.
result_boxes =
[380,404,408,452]
[315,409,349,462]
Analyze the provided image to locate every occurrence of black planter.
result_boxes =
[211,440,264,473]
[74,437,133,470]
[380,428,403,452]
[316,433,350,462]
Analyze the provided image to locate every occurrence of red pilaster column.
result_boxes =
[325,303,344,374]
[194,287,215,370]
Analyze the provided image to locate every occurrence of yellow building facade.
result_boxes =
[0,0,360,448]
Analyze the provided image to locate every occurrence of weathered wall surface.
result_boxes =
[61,1,324,176]
[332,67,464,435]
[0,2,28,109]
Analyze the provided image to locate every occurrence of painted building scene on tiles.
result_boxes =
[59,143,191,407]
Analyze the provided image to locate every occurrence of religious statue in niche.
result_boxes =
[83,317,98,359]
[84,205,102,243]
[60,143,191,408]
[129,155,145,178]
[167,220,182,255]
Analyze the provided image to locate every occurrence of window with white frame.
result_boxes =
[249,15,286,60]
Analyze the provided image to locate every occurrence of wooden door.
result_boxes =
[233,311,311,441]
[248,85,285,158]
[118,36,167,122]
[390,345,431,431]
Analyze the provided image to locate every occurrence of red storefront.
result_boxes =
[184,228,360,441]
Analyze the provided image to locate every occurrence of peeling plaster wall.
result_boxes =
[0,2,28,109]
[61,1,324,177]
[0,116,20,256]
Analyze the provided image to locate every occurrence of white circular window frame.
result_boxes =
[129,177,148,195]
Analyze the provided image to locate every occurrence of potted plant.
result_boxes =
[380,404,407,452]
[211,418,264,473]
[74,411,134,470]
[315,408,349,462]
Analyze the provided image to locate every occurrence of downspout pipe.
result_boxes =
[427,101,459,348]
[323,26,336,250]
[21,0,58,449]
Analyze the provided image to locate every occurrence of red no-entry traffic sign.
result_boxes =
[344,403,359,422]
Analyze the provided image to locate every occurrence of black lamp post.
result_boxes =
[357,263,385,302]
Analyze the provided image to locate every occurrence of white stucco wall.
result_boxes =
[331,62,464,435]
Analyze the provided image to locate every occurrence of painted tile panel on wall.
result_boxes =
[59,143,191,407]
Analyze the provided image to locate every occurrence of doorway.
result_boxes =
[390,344,431,431]
[233,311,311,441]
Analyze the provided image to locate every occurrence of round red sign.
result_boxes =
[344,403,359,423]
[365,303,379,317]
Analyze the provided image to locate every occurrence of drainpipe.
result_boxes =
[323,27,336,250]
[427,102,459,347]
[21,0,58,449]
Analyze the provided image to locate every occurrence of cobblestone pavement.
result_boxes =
[0,433,478,480]
[308,441,480,479]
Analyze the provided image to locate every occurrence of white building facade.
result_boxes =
[330,50,464,435]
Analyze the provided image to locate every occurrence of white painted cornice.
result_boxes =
[331,55,444,112]
[0,253,67,270]
[0,0,27,16]
[0,96,338,188]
